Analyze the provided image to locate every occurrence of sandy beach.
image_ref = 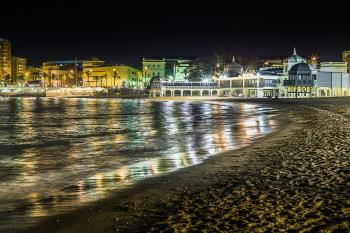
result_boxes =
[20,97,350,233]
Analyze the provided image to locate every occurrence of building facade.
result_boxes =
[11,57,27,77]
[150,49,350,99]
[42,60,83,87]
[142,57,193,86]
[83,58,106,69]
[0,38,12,79]
[82,65,142,88]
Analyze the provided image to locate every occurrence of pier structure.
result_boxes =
[150,81,219,97]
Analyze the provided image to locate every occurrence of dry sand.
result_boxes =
[21,97,350,233]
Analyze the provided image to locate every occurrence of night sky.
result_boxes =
[2,0,350,68]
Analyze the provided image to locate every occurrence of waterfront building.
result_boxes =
[150,78,219,97]
[82,65,142,88]
[320,62,347,73]
[142,57,193,86]
[283,63,314,98]
[217,72,281,98]
[11,57,27,78]
[150,49,350,99]
[282,57,350,98]
[0,38,12,79]
[42,60,83,87]
[316,66,350,97]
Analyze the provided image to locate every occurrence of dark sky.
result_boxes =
[2,0,350,68]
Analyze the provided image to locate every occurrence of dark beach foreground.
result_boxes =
[22,97,350,233]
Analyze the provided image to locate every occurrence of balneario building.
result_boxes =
[150,49,350,98]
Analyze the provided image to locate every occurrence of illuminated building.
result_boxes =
[0,38,12,79]
[283,48,306,74]
[283,63,314,98]
[42,60,83,87]
[142,57,193,86]
[82,65,142,88]
[83,58,106,68]
[11,57,27,77]
[151,49,350,98]
[320,62,347,73]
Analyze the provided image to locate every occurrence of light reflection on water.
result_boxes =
[0,97,280,231]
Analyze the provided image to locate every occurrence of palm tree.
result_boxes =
[104,73,108,87]
[3,75,12,86]
[42,72,48,87]
[94,75,100,87]
[16,75,25,86]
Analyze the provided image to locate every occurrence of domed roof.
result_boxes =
[225,56,242,69]
[288,48,305,63]
[289,63,311,75]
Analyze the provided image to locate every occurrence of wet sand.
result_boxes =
[22,97,350,232]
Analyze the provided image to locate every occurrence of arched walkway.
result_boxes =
[174,90,182,96]
[183,90,191,96]
[165,90,172,97]
[202,90,209,96]
[192,91,200,96]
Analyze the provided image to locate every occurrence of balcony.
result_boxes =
[152,81,219,89]
[283,79,314,86]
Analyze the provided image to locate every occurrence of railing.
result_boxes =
[283,80,314,86]
[152,81,219,89]
[263,83,278,87]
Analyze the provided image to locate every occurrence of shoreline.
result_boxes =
[16,98,350,232]
[19,101,291,233]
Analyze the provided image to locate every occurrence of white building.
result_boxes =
[150,48,350,98]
